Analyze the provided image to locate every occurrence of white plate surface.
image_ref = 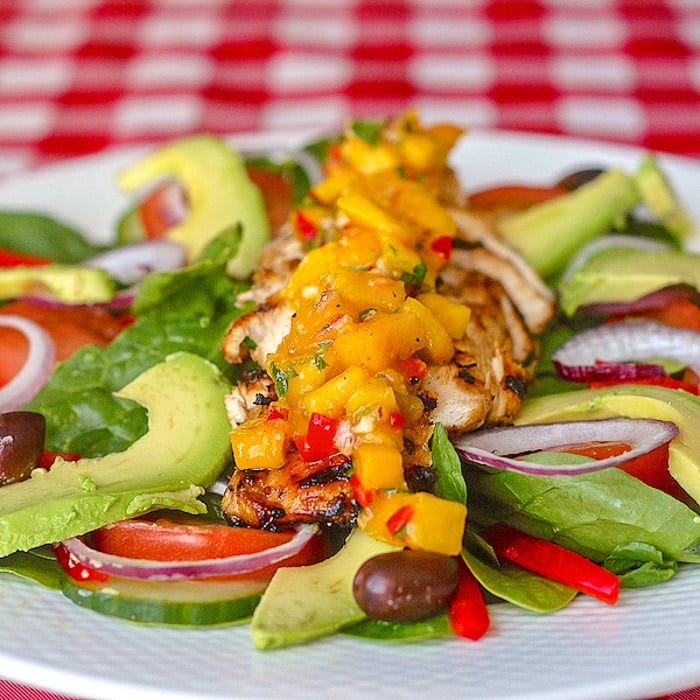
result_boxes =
[0,128,698,700]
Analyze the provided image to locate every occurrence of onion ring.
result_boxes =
[552,320,700,382]
[453,417,679,476]
[84,239,187,285]
[60,523,317,581]
[0,315,55,411]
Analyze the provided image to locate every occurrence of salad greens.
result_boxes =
[0,123,699,649]
[26,226,251,456]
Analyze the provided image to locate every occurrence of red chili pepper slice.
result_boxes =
[295,412,338,462]
[430,235,452,261]
[349,474,374,507]
[266,406,289,421]
[482,524,620,605]
[386,505,414,536]
[54,542,109,583]
[388,411,405,429]
[294,210,319,241]
[0,248,52,267]
[448,558,490,640]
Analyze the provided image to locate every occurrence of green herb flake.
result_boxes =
[350,120,383,146]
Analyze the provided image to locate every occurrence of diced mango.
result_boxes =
[310,164,357,205]
[337,191,414,247]
[302,365,370,419]
[357,490,467,556]
[399,297,454,364]
[230,418,289,470]
[346,376,399,421]
[281,243,340,303]
[332,311,424,373]
[331,268,406,314]
[378,238,425,283]
[341,135,400,174]
[352,442,405,491]
[417,292,471,339]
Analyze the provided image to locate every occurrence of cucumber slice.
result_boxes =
[61,574,266,626]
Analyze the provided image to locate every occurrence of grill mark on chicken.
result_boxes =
[222,451,358,529]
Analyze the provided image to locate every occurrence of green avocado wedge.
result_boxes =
[0,264,115,304]
[118,135,270,279]
[559,247,700,316]
[250,529,398,650]
[0,351,231,557]
[514,384,700,507]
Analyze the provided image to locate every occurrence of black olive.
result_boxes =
[353,549,460,623]
[0,411,46,485]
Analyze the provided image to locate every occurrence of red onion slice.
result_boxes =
[84,239,187,285]
[552,320,700,382]
[580,284,700,316]
[0,315,55,411]
[453,417,679,476]
[60,523,317,581]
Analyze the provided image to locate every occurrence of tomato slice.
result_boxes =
[613,299,700,333]
[467,185,569,210]
[246,167,293,233]
[88,513,328,581]
[561,440,686,500]
[0,301,133,387]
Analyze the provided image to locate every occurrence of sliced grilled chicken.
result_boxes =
[448,208,556,334]
[421,271,533,434]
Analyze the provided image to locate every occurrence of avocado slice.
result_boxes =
[250,529,398,650]
[118,135,270,278]
[514,384,700,506]
[0,264,115,304]
[636,154,693,243]
[0,351,231,557]
[495,169,640,279]
[559,247,700,316]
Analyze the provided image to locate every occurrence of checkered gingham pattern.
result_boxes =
[0,1,700,699]
[1,0,700,178]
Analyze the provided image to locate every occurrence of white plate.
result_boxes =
[0,129,698,700]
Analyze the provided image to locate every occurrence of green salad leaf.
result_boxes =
[0,212,102,262]
[431,423,467,504]
[465,464,700,570]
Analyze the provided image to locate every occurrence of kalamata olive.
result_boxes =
[555,168,605,191]
[353,549,460,623]
[0,411,46,485]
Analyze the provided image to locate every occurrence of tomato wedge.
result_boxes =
[88,513,328,581]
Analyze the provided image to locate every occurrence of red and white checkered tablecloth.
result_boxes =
[1,1,700,698]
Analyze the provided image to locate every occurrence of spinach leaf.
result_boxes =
[0,212,102,262]
[0,546,63,590]
[465,464,700,566]
[462,532,577,613]
[342,614,452,641]
[431,423,467,504]
[604,541,678,588]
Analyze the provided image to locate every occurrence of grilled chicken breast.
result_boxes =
[220,119,556,531]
